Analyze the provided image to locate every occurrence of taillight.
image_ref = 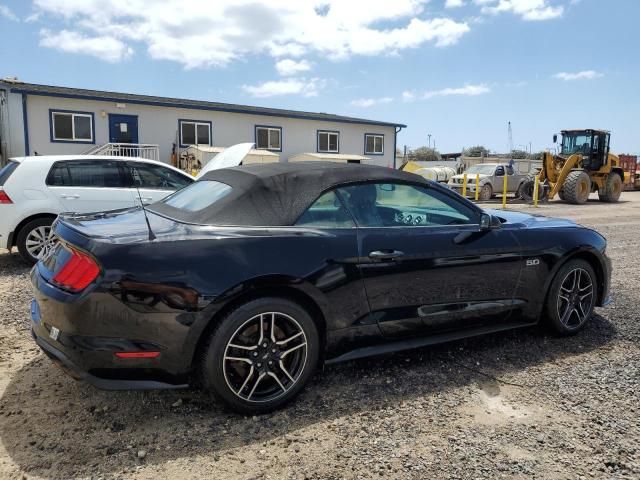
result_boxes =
[0,190,12,204]
[52,248,100,292]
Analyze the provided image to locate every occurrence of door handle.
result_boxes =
[60,194,79,199]
[368,250,405,260]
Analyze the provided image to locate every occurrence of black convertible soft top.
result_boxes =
[149,162,427,226]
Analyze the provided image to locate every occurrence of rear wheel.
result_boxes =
[558,189,566,201]
[598,173,622,202]
[563,170,591,204]
[16,217,57,265]
[545,259,596,335]
[519,175,548,202]
[200,297,320,414]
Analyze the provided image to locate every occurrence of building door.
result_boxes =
[108,114,139,144]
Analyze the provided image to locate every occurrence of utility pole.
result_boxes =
[507,121,513,154]
[427,133,432,149]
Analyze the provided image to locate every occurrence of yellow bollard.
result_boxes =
[475,174,480,201]
[462,173,468,197]
[533,176,539,207]
[502,174,507,209]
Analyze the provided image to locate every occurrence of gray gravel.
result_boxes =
[0,193,639,479]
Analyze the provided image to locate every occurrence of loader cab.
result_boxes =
[560,129,610,171]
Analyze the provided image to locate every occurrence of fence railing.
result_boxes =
[84,143,160,161]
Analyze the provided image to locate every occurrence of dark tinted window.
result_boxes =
[162,180,231,212]
[47,161,124,187]
[52,113,73,139]
[295,190,355,228]
[0,161,19,186]
[127,162,192,190]
[338,183,477,227]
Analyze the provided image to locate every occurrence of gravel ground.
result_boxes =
[1,192,639,480]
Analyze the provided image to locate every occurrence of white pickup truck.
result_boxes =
[447,163,528,201]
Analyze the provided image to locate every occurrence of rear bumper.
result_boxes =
[32,327,187,390]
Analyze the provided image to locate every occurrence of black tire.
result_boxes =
[563,170,591,204]
[200,297,320,414]
[598,173,622,202]
[478,183,493,201]
[16,217,56,265]
[558,189,566,201]
[519,175,548,202]
[545,259,597,336]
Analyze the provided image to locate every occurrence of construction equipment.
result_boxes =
[521,129,625,204]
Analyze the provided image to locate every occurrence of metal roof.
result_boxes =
[3,79,406,128]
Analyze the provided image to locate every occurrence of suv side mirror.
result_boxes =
[495,167,504,176]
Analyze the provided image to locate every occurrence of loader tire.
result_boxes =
[598,173,622,203]
[558,189,566,201]
[563,170,591,205]
[519,175,548,202]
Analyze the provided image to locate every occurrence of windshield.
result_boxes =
[465,165,497,175]
[160,180,232,212]
[561,133,592,155]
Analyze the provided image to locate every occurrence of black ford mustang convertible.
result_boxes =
[31,162,611,413]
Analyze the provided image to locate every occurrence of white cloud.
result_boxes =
[0,4,19,21]
[39,29,134,63]
[553,70,603,81]
[242,77,326,97]
[32,0,471,69]
[475,0,563,21]
[350,97,393,107]
[402,90,417,102]
[275,58,312,76]
[445,0,465,7]
[423,83,490,99]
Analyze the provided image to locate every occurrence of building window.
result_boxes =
[317,130,339,153]
[50,110,94,143]
[179,120,212,147]
[364,134,384,155]
[255,126,282,151]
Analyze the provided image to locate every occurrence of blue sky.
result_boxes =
[1,0,638,154]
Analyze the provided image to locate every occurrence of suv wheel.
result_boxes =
[545,259,596,335]
[16,218,57,265]
[201,297,320,414]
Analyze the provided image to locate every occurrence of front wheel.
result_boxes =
[478,183,493,201]
[200,297,320,414]
[545,259,597,336]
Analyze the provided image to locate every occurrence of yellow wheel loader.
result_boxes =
[521,129,624,204]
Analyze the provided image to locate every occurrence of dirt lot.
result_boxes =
[1,192,639,480]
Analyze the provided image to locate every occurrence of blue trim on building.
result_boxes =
[363,133,385,156]
[317,130,340,154]
[178,119,213,148]
[254,125,283,152]
[10,87,406,128]
[21,94,30,156]
[48,109,96,144]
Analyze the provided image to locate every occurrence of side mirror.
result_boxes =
[553,134,558,143]
[495,168,504,176]
[480,213,501,231]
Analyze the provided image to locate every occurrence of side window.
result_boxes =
[47,161,124,187]
[295,190,355,228]
[338,183,478,228]
[506,165,514,175]
[127,162,192,190]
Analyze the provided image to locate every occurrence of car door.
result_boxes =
[125,161,193,205]
[337,182,523,338]
[46,160,136,213]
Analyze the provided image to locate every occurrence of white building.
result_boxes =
[0,79,405,168]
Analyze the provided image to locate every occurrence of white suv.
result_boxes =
[0,155,193,264]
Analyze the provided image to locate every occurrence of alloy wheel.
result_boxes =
[223,312,308,403]
[556,268,594,329]
[25,225,57,260]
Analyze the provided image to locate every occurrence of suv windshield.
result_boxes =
[561,133,592,155]
[466,165,497,175]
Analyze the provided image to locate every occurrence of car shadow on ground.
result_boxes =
[0,309,618,478]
